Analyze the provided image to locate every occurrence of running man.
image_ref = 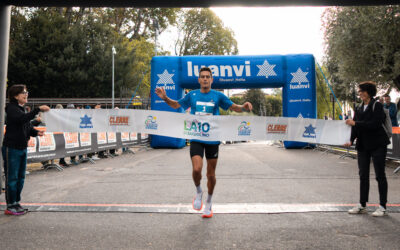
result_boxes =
[155,67,253,218]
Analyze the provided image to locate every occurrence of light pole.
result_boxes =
[0,6,11,195]
[330,93,335,120]
[112,46,116,108]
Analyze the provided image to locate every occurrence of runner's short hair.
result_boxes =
[359,81,377,98]
[8,84,27,103]
[199,67,212,77]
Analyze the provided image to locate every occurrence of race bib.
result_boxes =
[195,101,215,115]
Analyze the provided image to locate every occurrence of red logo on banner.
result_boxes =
[109,116,129,126]
[267,124,287,134]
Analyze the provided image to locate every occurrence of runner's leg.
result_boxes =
[206,158,217,196]
[191,155,203,186]
[202,144,219,218]
[190,142,205,210]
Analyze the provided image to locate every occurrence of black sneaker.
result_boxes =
[5,205,26,216]
[15,203,29,213]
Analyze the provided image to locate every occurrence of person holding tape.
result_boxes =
[344,81,390,217]
[2,85,50,215]
[155,67,252,218]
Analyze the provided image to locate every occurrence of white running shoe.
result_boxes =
[348,204,367,214]
[192,192,203,211]
[202,202,213,218]
[372,206,388,217]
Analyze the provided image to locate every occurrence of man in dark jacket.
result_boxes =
[2,84,50,215]
[383,94,398,127]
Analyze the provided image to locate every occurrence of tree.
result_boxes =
[8,7,155,98]
[265,95,282,117]
[7,7,236,98]
[322,6,400,95]
[116,37,154,98]
[316,65,342,119]
[9,8,75,97]
[175,8,238,56]
[242,89,266,116]
[100,8,180,40]
[229,96,244,105]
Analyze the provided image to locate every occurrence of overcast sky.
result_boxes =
[159,7,326,62]
[212,7,326,62]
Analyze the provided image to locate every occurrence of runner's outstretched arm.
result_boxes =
[155,87,181,109]
[230,102,253,113]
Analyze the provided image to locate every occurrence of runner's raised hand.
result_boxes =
[155,87,167,100]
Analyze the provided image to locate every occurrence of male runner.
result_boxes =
[155,67,252,218]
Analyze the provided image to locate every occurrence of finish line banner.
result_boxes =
[43,109,351,145]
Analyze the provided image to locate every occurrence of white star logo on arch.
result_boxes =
[290,68,309,84]
[256,60,277,79]
[157,69,174,84]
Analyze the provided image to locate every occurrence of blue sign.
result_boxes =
[180,55,285,88]
[150,54,316,149]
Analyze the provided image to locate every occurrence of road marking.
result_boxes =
[1,202,400,214]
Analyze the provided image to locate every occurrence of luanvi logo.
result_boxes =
[187,61,251,77]
[303,124,316,138]
[80,115,93,129]
[290,67,310,90]
[186,59,278,79]
[157,70,175,90]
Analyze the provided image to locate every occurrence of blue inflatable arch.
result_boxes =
[150,54,316,149]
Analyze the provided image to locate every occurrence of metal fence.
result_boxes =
[10,97,151,110]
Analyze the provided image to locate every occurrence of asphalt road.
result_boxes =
[1,142,400,249]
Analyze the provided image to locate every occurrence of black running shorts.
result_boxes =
[190,141,219,159]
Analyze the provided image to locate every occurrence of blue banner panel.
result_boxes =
[282,54,316,148]
[150,57,186,148]
[180,55,285,89]
[282,54,316,119]
[151,57,185,112]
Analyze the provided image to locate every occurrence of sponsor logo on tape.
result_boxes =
[145,116,158,130]
[303,124,316,138]
[267,124,288,134]
[109,116,129,126]
[184,119,210,137]
[238,121,251,136]
[80,114,93,129]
